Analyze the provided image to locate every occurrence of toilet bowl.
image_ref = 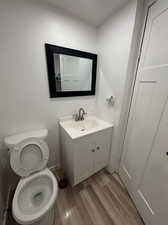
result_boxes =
[4,129,58,225]
[13,168,58,225]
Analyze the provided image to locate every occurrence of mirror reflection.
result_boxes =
[54,54,92,92]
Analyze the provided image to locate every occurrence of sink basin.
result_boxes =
[65,118,98,131]
[59,115,113,139]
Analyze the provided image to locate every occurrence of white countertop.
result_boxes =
[59,115,113,139]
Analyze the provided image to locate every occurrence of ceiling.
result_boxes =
[36,0,130,26]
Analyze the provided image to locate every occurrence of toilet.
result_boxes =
[4,129,58,225]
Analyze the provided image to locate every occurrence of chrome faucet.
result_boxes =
[73,108,87,121]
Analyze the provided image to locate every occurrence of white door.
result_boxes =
[60,55,80,91]
[120,1,168,225]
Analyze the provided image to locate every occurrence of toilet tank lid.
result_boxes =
[4,129,48,147]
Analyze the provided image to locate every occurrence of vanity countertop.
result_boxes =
[59,115,113,139]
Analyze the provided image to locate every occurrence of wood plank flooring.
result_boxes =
[6,170,144,225]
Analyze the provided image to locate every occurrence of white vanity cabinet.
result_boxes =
[60,126,112,186]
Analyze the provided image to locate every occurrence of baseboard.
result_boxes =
[106,166,116,174]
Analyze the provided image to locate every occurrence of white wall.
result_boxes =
[96,0,138,172]
[0,0,97,167]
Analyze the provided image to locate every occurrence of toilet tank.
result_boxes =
[4,129,48,148]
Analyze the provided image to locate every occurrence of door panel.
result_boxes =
[144,5,168,68]
[138,99,168,225]
[120,1,168,225]
[123,68,168,187]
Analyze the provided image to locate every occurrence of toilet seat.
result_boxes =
[10,138,49,177]
[12,168,58,225]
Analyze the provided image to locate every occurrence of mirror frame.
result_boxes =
[45,43,97,98]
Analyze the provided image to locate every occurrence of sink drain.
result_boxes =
[80,128,85,131]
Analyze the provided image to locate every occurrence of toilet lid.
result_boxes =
[10,138,49,177]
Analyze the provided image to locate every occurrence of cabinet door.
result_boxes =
[73,136,94,185]
[93,129,112,173]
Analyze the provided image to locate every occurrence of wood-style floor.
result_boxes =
[6,170,144,225]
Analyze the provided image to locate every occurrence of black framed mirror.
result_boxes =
[45,44,97,98]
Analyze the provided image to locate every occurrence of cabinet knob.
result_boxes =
[91,149,95,152]
[96,146,100,150]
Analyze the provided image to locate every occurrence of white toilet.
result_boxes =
[4,129,58,225]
